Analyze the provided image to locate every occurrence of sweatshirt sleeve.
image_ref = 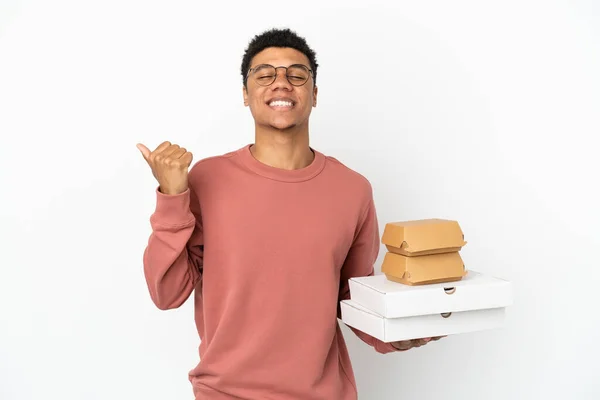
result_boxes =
[338,192,399,354]
[142,185,204,310]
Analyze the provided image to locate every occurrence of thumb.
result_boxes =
[136,143,151,161]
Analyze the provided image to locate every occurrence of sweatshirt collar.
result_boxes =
[237,143,326,182]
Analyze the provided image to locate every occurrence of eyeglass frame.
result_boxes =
[246,63,314,87]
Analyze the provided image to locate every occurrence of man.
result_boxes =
[137,28,441,400]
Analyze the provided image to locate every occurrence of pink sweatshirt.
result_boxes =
[142,144,398,400]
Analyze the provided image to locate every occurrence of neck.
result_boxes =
[251,124,314,170]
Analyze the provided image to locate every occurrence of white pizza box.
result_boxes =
[348,270,512,318]
[340,299,506,343]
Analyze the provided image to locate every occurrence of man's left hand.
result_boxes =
[391,336,445,351]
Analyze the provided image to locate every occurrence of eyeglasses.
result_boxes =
[247,64,313,87]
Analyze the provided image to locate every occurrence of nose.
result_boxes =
[271,67,293,90]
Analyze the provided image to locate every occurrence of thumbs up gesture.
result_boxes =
[137,141,193,195]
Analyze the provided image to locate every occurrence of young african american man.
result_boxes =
[137,28,441,400]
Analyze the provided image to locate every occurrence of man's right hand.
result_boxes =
[137,141,193,195]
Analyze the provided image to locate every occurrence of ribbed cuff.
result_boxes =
[151,186,195,227]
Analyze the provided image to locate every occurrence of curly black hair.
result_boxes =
[241,28,318,88]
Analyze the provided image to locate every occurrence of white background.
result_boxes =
[1,0,599,399]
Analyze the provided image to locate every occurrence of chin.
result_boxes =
[272,124,297,131]
[268,119,298,131]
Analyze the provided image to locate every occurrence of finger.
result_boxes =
[181,152,193,166]
[149,141,173,162]
[162,149,188,167]
[170,147,187,159]
[163,148,187,167]
[154,145,180,164]
[160,144,181,159]
[393,340,413,351]
[136,143,151,161]
[153,141,172,153]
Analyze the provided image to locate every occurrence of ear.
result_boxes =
[243,85,249,107]
[312,85,318,107]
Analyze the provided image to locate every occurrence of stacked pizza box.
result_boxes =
[340,219,513,343]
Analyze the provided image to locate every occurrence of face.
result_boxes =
[243,47,318,131]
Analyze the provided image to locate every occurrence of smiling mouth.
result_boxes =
[268,99,295,110]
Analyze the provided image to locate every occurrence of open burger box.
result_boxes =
[340,219,513,342]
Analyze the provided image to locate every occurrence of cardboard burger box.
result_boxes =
[381,251,466,285]
[380,219,468,285]
[340,271,512,342]
[381,218,467,256]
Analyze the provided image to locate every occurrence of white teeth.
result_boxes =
[270,100,293,107]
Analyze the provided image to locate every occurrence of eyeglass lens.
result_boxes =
[251,65,310,86]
